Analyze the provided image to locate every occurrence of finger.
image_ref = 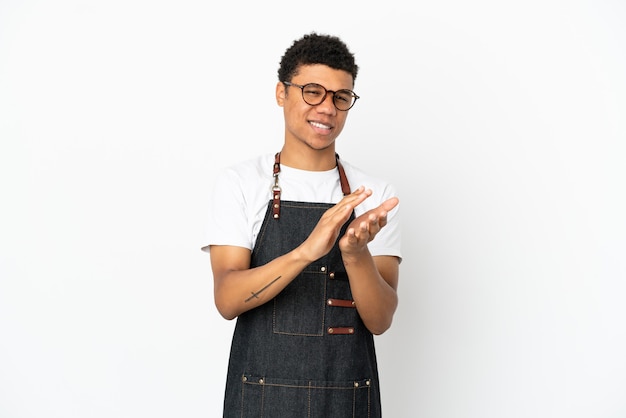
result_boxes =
[345,227,357,244]
[344,187,372,205]
[368,217,383,238]
[356,221,371,241]
[376,211,388,228]
[380,197,399,212]
[327,187,367,216]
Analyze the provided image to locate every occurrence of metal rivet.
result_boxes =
[320,266,326,272]
[328,327,334,334]
[273,214,279,219]
[349,328,354,334]
[274,194,279,199]
[366,380,371,386]
[329,272,335,279]
[354,382,359,387]
[273,203,279,208]
[259,378,264,384]
[327,299,333,305]
[242,376,247,382]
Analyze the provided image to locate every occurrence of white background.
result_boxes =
[1,1,625,417]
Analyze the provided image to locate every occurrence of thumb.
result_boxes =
[381,197,399,212]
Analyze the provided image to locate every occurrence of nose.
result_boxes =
[316,92,337,114]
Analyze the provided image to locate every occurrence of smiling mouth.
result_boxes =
[310,121,332,130]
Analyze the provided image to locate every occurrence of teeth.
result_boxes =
[310,121,330,130]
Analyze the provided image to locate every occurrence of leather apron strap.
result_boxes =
[272,152,351,220]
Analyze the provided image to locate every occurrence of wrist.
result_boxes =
[341,247,370,266]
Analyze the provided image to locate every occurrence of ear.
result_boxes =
[276,81,286,107]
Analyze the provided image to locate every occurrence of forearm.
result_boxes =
[213,247,311,320]
[343,250,399,335]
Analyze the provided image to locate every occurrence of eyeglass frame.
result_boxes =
[282,81,360,111]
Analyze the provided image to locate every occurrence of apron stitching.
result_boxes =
[307,381,312,418]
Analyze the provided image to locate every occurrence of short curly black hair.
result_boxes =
[277,32,359,84]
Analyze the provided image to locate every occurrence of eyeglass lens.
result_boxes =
[301,84,357,111]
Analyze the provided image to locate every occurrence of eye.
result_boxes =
[303,85,324,96]
[335,91,353,103]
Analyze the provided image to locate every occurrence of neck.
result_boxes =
[279,146,337,171]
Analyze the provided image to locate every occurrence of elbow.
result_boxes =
[363,310,395,335]
[368,319,393,336]
[362,299,397,335]
[214,294,239,321]
[217,308,237,321]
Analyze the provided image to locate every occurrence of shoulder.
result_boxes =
[213,153,275,195]
[220,153,275,183]
[210,153,276,209]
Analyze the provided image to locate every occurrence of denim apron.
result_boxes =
[222,153,382,417]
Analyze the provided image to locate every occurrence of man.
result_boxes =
[203,32,401,417]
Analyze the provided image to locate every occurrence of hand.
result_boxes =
[339,196,399,258]
[298,186,373,262]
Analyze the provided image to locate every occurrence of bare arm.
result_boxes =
[210,245,310,320]
[340,197,400,335]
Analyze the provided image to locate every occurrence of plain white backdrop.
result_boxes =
[1,0,625,417]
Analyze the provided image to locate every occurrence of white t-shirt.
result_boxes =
[202,153,401,260]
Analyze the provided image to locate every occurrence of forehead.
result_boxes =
[292,64,354,90]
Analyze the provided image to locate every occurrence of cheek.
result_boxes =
[334,115,348,131]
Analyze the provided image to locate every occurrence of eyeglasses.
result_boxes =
[282,81,360,111]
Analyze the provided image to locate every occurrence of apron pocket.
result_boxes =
[273,270,325,336]
[240,375,372,418]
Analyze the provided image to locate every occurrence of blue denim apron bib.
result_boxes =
[222,153,382,417]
